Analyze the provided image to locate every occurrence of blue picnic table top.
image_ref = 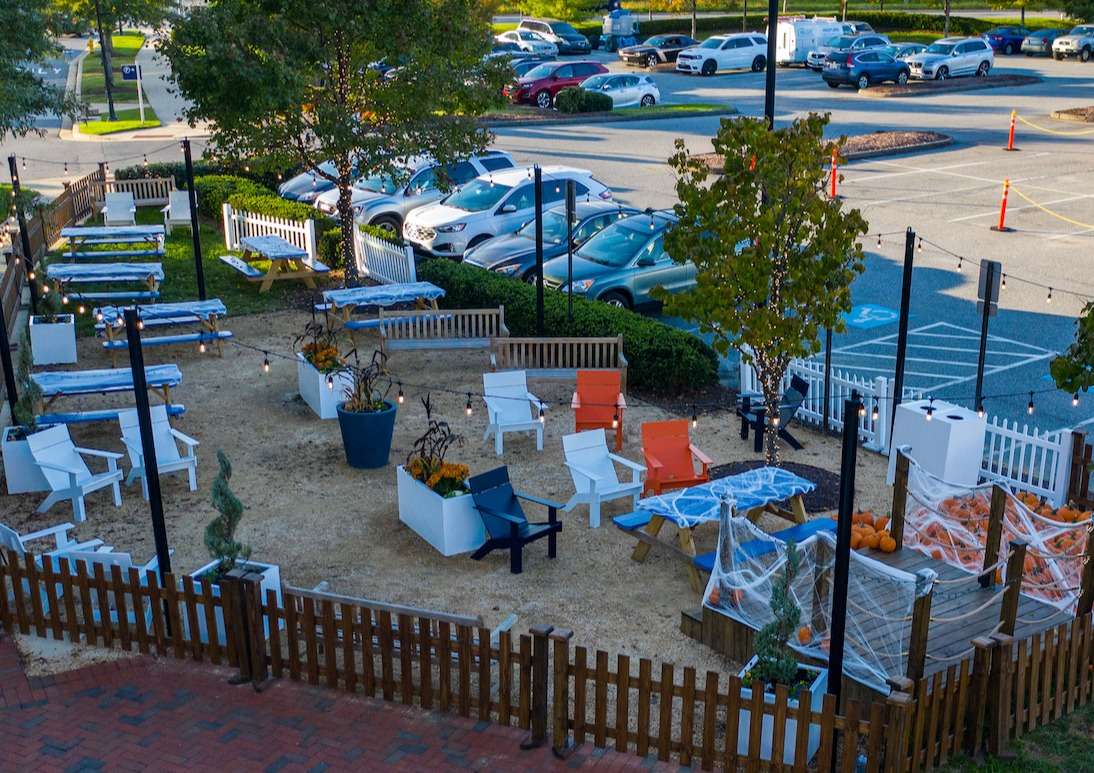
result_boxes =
[240,235,308,260]
[60,225,165,239]
[321,282,445,310]
[47,263,165,283]
[636,466,816,529]
[95,299,227,327]
[32,364,183,397]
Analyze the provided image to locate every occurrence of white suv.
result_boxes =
[906,36,993,79]
[1052,25,1094,61]
[494,29,558,57]
[312,151,515,237]
[403,166,612,258]
[676,33,769,75]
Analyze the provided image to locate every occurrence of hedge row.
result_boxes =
[318,225,403,268]
[115,161,296,193]
[191,175,269,219]
[417,259,718,395]
[555,87,614,114]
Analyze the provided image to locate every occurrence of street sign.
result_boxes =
[977,259,1001,317]
[121,64,141,81]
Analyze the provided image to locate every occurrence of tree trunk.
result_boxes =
[943,0,951,36]
[742,0,747,31]
[1020,6,1025,24]
[691,1,697,40]
[337,159,358,286]
[761,377,782,466]
[840,0,847,22]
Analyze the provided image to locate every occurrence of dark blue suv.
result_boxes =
[822,49,910,89]
[983,26,1031,55]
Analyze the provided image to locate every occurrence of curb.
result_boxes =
[868,76,1041,99]
[843,136,954,160]
[482,107,736,129]
[1049,109,1094,124]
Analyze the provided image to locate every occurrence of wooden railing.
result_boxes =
[378,307,508,354]
[491,335,628,393]
[1,256,25,338]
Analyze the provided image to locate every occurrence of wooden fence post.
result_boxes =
[965,637,997,759]
[242,571,269,690]
[1068,431,1091,506]
[884,686,914,773]
[550,628,575,758]
[905,576,933,682]
[219,568,254,685]
[980,485,1008,588]
[987,633,1015,759]
[890,450,910,549]
[1077,526,1094,618]
[999,541,1027,635]
[521,624,553,750]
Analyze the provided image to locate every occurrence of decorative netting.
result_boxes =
[903,456,1092,612]
[703,501,934,694]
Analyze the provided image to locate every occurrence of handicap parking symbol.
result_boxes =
[843,304,899,330]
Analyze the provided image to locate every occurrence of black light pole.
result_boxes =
[92,0,118,121]
[8,155,39,315]
[533,166,545,337]
[0,312,18,418]
[974,260,999,415]
[822,327,833,432]
[565,179,576,323]
[181,138,206,300]
[890,228,916,435]
[764,0,778,128]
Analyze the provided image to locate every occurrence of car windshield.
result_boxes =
[646,35,669,45]
[699,38,724,49]
[442,179,511,212]
[577,219,655,267]
[828,36,856,48]
[521,63,556,79]
[926,42,956,54]
[581,74,611,90]
[517,211,568,244]
[553,22,579,36]
[353,173,399,194]
[1072,26,1094,35]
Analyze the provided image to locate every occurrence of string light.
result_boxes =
[1073,393,1080,407]
[465,393,472,416]
[326,374,334,391]
[142,155,148,167]
[41,284,49,295]
[956,256,963,272]
[771,414,780,427]
[77,305,85,315]
[871,398,879,422]
[1001,273,1007,290]
[977,402,985,418]
[857,402,866,418]
[926,398,934,421]
[876,233,881,248]
[198,339,207,354]
[691,406,698,428]
[611,411,619,429]
[1046,287,1053,304]
[262,353,270,373]
[396,383,404,404]
[95,310,104,323]
[1027,392,1035,415]
[136,318,144,331]
[539,405,546,423]
[27,270,35,281]
[61,294,69,305]
[917,237,923,253]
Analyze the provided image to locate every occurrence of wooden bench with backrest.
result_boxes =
[490,335,628,394]
[377,307,508,356]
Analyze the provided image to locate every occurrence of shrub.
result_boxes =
[191,175,269,218]
[115,160,299,191]
[555,87,614,114]
[320,225,403,269]
[226,191,326,223]
[418,259,718,395]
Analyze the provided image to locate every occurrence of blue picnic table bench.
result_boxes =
[94,299,233,365]
[31,364,184,425]
[46,262,164,304]
[218,234,330,293]
[316,282,446,331]
[60,224,166,260]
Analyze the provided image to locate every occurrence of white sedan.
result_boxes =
[494,29,558,57]
[579,73,660,107]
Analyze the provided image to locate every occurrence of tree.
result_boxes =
[662,114,868,464]
[1,0,81,139]
[989,0,1049,25]
[1061,0,1094,22]
[162,0,504,285]
[1051,301,1094,401]
[517,0,601,21]
[651,0,699,38]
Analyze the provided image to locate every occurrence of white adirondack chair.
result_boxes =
[161,191,192,234]
[27,425,124,523]
[0,520,105,559]
[483,371,544,456]
[101,192,137,226]
[562,429,645,528]
[118,406,199,499]
[56,549,171,627]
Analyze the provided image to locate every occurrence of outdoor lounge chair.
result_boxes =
[483,370,545,456]
[118,406,199,499]
[161,191,192,234]
[562,429,645,528]
[468,466,563,574]
[572,370,625,451]
[27,425,124,523]
[52,548,171,628]
[736,375,810,454]
[0,520,105,560]
[641,419,713,496]
[101,192,137,227]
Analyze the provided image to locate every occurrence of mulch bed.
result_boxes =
[869,74,1039,97]
[695,130,950,172]
[709,460,841,513]
[1051,106,1094,123]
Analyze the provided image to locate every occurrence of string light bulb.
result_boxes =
[95,310,104,323]
[465,393,473,416]
[326,374,334,391]
[917,237,923,253]
[1001,273,1007,290]
[61,294,69,305]
[957,256,963,272]
[771,414,780,427]
[1027,392,1035,414]
[198,340,207,354]
[871,398,879,422]
[611,411,619,429]
[41,283,49,295]
[142,155,148,167]
[539,405,546,424]
[926,398,934,421]
[77,304,85,315]
[1046,287,1053,304]
[977,402,985,418]
[136,318,144,331]
[27,270,35,280]
[876,233,881,248]
[262,353,270,373]
[857,402,866,418]
[396,383,404,404]
[1072,393,1079,407]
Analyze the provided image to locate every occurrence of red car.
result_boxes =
[503,60,608,109]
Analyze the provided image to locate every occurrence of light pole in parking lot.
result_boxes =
[764,0,778,128]
[534,166,545,336]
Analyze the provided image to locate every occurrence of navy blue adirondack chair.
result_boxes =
[468,466,563,574]
[737,374,809,453]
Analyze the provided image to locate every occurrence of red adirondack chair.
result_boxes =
[641,419,713,496]
[572,371,625,451]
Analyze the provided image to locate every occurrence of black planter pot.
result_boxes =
[336,400,397,469]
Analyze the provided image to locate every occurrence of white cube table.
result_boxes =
[887,399,987,487]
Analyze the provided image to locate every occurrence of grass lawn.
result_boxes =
[615,101,728,117]
[81,32,145,101]
[0,184,41,215]
[941,701,1094,772]
[80,107,161,135]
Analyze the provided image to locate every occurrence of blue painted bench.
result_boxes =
[691,517,838,574]
[218,255,264,278]
[37,404,186,426]
[69,290,161,303]
[70,248,165,260]
[103,330,234,351]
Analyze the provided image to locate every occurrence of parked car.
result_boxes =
[313,151,516,237]
[822,49,910,89]
[845,21,876,34]
[503,60,608,108]
[907,37,993,79]
[982,26,1031,55]
[509,56,555,79]
[403,166,612,258]
[578,73,660,107]
[773,18,849,66]
[463,201,639,280]
[487,41,536,60]
[540,211,692,310]
[880,42,927,61]
[806,33,891,70]
[494,29,558,57]
[676,33,769,75]
[618,34,699,68]
[1052,25,1094,61]
[278,160,337,203]
[1021,28,1067,56]
[517,18,591,55]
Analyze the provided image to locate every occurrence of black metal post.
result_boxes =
[822,327,833,432]
[974,261,996,414]
[181,138,207,300]
[890,228,915,436]
[534,166,544,337]
[0,310,17,418]
[565,180,575,324]
[8,155,39,315]
[92,0,117,121]
[764,0,778,128]
[123,308,172,593]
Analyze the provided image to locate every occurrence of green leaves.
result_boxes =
[1051,300,1094,396]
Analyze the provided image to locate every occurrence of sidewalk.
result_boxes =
[0,633,674,772]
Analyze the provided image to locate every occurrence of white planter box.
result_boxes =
[887,399,986,487]
[2,426,50,494]
[296,353,352,419]
[736,655,828,763]
[30,314,77,365]
[397,465,485,556]
[187,559,282,644]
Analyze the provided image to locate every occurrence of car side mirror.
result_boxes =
[499,204,517,213]
[636,255,655,267]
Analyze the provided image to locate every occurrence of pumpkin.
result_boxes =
[797,626,812,645]
[931,548,943,561]
[851,533,863,550]
[707,586,721,606]
[864,533,880,550]
[880,536,897,553]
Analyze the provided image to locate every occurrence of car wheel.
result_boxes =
[977,61,990,77]
[935,66,949,80]
[640,93,655,107]
[369,215,401,237]
[524,272,538,285]
[1003,43,1014,55]
[701,59,716,76]
[599,291,631,309]
[1054,52,1063,60]
[1082,47,1092,62]
[535,90,552,109]
[826,80,840,88]
[856,73,870,90]
[751,55,766,72]
[646,53,659,68]
[897,70,909,85]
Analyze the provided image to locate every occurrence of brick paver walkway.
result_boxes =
[0,633,675,772]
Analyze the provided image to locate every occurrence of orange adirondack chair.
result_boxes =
[571,371,625,450]
[641,419,713,496]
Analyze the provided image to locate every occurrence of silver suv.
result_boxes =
[907,36,994,79]
[807,33,890,70]
[313,151,516,236]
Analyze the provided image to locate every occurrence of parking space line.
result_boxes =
[859,181,997,208]
[948,193,1094,222]
[842,161,988,183]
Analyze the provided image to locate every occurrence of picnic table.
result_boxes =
[617,466,816,592]
[46,262,164,304]
[30,364,184,425]
[218,235,330,293]
[60,224,166,261]
[317,282,446,337]
[94,299,232,366]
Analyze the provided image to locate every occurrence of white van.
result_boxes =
[771,17,849,65]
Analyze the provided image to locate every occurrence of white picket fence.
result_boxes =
[94,177,176,206]
[222,203,317,260]
[354,228,416,285]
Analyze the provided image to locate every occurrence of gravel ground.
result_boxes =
[3,309,893,675]
[1051,106,1094,123]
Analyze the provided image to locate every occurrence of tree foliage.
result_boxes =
[747,541,803,690]
[516,0,602,21]
[161,0,504,284]
[662,114,868,464]
[205,450,251,578]
[1061,0,1094,21]
[1051,301,1094,399]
